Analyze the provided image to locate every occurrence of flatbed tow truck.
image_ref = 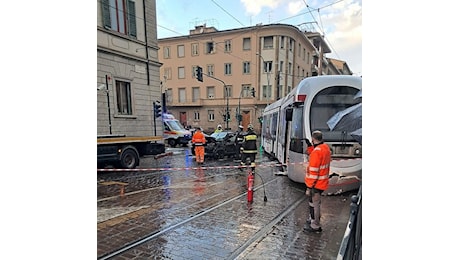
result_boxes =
[97,135,165,169]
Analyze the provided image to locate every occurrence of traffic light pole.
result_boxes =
[153,101,157,136]
[200,73,230,130]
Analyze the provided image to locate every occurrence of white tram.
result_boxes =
[261,75,362,195]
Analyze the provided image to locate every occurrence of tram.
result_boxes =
[261,75,362,195]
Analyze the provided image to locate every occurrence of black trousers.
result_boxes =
[241,153,256,165]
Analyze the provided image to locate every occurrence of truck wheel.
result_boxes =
[119,147,139,169]
[168,139,177,147]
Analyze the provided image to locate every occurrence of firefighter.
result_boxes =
[240,124,257,171]
[234,125,245,161]
[214,124,223,133]
[192,127,206,164]
[304,130,331,232]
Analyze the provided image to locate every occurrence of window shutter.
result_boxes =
[101,0,111,28]
[127,0,137,37]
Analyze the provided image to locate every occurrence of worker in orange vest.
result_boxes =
[192,127,206,164]
[304,130,331,232]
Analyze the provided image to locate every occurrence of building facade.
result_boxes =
[97,0,163,137]
[158,24,352,134]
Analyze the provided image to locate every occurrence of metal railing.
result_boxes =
[337,185,362,260]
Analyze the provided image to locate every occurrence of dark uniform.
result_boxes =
[240,125,257,170]
[234,126,245,161]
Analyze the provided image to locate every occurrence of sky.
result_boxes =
[156,0,362,75]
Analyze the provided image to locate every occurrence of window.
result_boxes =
[298,43,301,56]
[225,85,232,98]
[224,63,232,75]
[207,86,215,99]
[177,45,185,58]
[191,43,199,56]
[241,84,252,97]
[164,67,172,80]
[263,85,272,99]
[178,88,186,103]
[101,0,137,37]
[115,80,132,115]
[192,87,200,102]
[279,61,284,72]
[280,36,285,49]
[224,40,232,52]
[194,111,200,120]
[288,62,292,75]
[163,46,171,59]
[297,66,300,77]
[208,110,215,121]
[263,61,272,73]
[178,67,185,79]
[243,61,250,74]
[243,37,251,50]
[206,41,215,54]
[303,48,306,60]
[289,38,294,52]
[207,64,214,76]
[263,36,273,49]
[166,88,172,103]
[192,66,198,79]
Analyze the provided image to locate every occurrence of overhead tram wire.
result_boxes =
[210,0,246,27]
[275,0,349,62]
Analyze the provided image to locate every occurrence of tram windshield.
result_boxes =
[310,86,361,142]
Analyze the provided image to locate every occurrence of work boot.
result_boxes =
[303,225,322,233]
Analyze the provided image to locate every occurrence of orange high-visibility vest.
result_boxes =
[305,143,331,191]
[192,131,206,145]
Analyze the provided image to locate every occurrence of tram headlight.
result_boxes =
[354,148,361,155]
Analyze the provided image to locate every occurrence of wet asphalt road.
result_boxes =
[97,145,355,259]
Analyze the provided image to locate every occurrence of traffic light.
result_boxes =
[196,66,203,82]
[251,88,255,97]
[258,116,263,124]
[154,101,162,118]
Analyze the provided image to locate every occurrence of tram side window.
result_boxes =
[289,107,304,153]
[270,112,278,137]
[279,109,286,146]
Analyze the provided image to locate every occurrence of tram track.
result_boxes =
[98,177,286,260]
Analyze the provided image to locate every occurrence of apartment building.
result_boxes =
[158,23,351,134]
[97,0,162,137]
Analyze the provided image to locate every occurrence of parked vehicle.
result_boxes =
[191,131,239,160]
[163,113,192,147]
[97,135,165,169]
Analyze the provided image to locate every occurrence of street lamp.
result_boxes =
[161,75,167,113]
[98,75,112,135]
[256,53,271,106]
[224,85,230,130]
[237,88,244,126]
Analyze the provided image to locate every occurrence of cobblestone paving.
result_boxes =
[97,146,354,259]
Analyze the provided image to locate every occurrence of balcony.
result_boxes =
[167,98,203,107]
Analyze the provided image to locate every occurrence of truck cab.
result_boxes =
[163,113,192,147]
